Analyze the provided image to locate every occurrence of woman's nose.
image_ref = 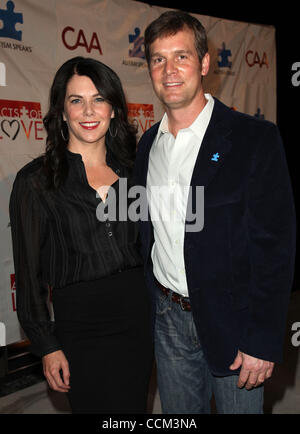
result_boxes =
[83,101,94,116]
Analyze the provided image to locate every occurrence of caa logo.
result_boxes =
[291,62,300,87]
[246,51,269,68]
[0,62,6,86]
[0,0,23,41]
[62,26,103,55]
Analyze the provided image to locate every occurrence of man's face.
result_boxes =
[149,27,209,111]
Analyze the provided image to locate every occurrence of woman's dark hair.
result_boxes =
[42,56,137,189]
[144,10,208,66]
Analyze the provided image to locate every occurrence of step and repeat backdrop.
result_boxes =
[0,0,276,345]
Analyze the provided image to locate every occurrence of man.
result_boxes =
[135,11,296,414]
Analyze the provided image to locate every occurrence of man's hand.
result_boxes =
[229,350,274,390]
[42,350,70,393]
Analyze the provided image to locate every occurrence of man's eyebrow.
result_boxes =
[151,49,192,57]
[150,52,164,58]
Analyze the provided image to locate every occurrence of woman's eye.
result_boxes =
[70,98,81,104]
[95,97,105,103]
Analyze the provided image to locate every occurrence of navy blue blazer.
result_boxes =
[134,97,296,376]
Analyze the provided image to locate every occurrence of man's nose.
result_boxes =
[165,58,177,75]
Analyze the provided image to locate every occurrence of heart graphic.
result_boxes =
[1,120,20,140]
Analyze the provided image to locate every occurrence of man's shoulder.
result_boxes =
[211,99,281,148]
[214,97,277,133]
[138,122,160,148]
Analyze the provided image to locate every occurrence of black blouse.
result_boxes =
[9,148,143,358]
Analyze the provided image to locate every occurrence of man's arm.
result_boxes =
[231,122,296,385]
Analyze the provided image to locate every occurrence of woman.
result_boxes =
[9,57,153,414]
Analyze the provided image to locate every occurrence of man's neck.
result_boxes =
[166,93,208,137]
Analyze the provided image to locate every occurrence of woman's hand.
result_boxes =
[42,350,71,392]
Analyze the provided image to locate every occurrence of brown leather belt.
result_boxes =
[155,279,191,312]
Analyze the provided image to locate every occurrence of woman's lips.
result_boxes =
[79,122,100,130]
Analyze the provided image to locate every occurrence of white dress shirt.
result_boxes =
[147,93,214,297]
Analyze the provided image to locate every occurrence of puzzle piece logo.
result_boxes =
[217,42,232,68]
[128,27,145,59]
[211,152,220,162]
[254,108,265,120]
[0,1,23,41]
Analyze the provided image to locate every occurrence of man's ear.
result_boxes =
[201,52,210,77]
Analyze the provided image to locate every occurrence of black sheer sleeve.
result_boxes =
[9,171,61,358]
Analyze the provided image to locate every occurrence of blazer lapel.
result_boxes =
[190,98,233,189]
[140,123,159,188]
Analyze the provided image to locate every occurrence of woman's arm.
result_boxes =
[9,170,61,358]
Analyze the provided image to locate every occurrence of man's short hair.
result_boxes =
[144,10,208,66]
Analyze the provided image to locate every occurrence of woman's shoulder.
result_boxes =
[15,155,44,182]
[12,155,47,196]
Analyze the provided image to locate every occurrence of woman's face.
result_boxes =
[63,74,114,148]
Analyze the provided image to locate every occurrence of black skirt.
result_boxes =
[52,267,153,414]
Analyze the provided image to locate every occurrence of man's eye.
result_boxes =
[152,57,163,64]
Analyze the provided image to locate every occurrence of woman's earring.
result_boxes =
[61,121,68,141]
[109,122,117,138]
[61,128,68,141]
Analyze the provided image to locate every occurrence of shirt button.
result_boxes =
[108,231,113,237]
[106,222,111,227]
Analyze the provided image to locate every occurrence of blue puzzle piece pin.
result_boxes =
[0,1,23,41]
[211,153,220,162]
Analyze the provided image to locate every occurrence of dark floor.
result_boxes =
[0,290,299,414]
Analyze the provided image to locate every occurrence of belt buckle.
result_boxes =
[179,296,189,311]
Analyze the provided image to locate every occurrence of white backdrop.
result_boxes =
[0,0,277,345]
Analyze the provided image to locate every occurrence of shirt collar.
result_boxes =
[65,146,122,176]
